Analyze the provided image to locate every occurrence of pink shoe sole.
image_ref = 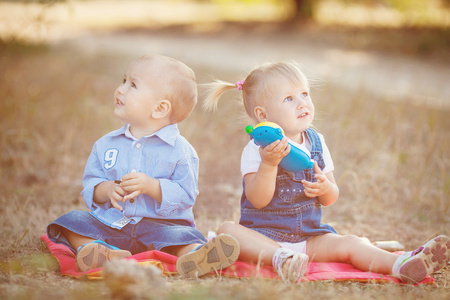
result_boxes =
[399,235,450,284]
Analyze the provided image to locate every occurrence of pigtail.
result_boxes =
[202,79,240,111]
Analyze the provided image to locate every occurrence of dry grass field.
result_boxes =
[0,1,449,299]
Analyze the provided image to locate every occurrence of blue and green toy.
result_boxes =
[245,122,314,172]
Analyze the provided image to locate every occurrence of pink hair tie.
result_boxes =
[236,80,245,91]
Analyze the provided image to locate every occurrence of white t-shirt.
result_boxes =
[240,131,334,177]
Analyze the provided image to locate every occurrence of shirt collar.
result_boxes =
[116,124,179,146]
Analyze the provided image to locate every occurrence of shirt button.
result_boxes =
[130,199,134,203]
[136,143,141,149]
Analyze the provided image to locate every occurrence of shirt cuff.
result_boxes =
[81,178,107,210]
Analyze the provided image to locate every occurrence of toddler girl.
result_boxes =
[203,61,449,283]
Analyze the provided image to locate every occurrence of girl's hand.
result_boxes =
[301,161,332,198]
[120,172,152,201]
[260,137,290,167]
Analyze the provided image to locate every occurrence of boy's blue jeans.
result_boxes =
[47,210,207,254]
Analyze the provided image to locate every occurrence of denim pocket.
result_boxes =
[277,173,305,204]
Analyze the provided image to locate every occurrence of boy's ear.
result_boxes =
[254,106,268,123]
[152,100,171,119]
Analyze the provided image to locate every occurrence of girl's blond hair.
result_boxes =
[203,61,309,122]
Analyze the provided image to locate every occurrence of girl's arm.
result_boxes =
[302,162,339,206]
[244,138,290,209]
[317,171,339,206]
[244,164,278,209]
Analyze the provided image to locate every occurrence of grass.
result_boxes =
[0,1,449,299]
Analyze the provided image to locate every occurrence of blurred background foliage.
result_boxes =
[0,0,448,41]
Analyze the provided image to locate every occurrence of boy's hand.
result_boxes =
[301,161,331,198]
[260,137,290,167]
[110,181,126,211]
[120,172,152,201]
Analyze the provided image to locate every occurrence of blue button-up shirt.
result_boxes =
[81,124,199,229]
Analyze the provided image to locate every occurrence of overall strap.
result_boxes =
[303,128,325,181]
[305,128,322,158]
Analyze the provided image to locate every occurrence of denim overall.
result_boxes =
[239,128,337,243]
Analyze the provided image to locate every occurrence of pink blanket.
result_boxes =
[40,234,434,284]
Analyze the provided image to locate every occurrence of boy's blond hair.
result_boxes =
[138,55,197,123]
[203,61,309,122]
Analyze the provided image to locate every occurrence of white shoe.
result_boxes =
[392,235,450,284]
[273,248,309,282]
